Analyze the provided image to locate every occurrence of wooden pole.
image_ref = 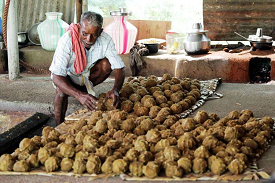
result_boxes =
[7,0,19,80]
[76,0,82,23]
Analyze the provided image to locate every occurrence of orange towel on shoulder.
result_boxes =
[67,23,87,74]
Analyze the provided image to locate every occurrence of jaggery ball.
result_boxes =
[45,156,59,172]
[146,129,161,143]
[83,135,98,153]
[139,151,154,164]
[125,149,139,162]
[156,95,168,105]
[170,103,183,114]
[170,84,182,92]
[101,156,116,174]
[0,154,15,171]
[202,136,218,149]
[165,164,183,178]
[136,87,149,96]
[135,105,149,117]
[61,158,73,172]
[210,158,226,175]
[112,159,128,174]
[194,146,210,159]
[228,110,241,119]
[143,161,160,178]
[134,140,149,152]
[121,100,134,113]
[170,93,183,103]
[194,110,209,123]
[60,143,75,158]
[75,151,89,161]
[38,147,51,164]
[180,118,196,132]
[143,97,156,108]
[26,153,39,168]
[129,161,144,177]
[75,131,86,145]
[155,139,170,152]
[121,118,136,132]
[162,73,172,81]
[224,126,240,142]
[129,93,141,102]
[149,106,161,118]
[240,109,254,117]
[177,157,192,173]
[95,146,112,161]
[192,158,207,174]
[140,118,155,131]
[72,159,86,174]
[228,159,247,174]
[19,138,35,152]
[42,126,55,139]
[164,90,173,98]
[13,160,30,172]
[164,146,181,161]
[94,119,108,134]
[86,155,101,174]
[177,133,196,150]
[120,84,134,98]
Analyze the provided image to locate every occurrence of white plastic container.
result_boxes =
[104,8,137,54]
[37,12,69,51]
[166,30,180,54]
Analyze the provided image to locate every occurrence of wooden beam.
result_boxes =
[76,0,82,23]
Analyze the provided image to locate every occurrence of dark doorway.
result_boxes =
[249,57,271,83]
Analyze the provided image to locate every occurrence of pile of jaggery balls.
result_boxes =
[0,74,273,179]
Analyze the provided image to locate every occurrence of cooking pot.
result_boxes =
[235,28,273,51]
[18,32,28,45]
[184,23,211,55]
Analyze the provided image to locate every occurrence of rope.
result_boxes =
[3,0,51,74]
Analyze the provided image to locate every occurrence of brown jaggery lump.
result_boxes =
[140,118,155,131]
[61,158,73,171]
[75,151,89,161]
[31,135,42,147]
[143,161,160,178]
[194,146,210,159]
[210,158,226,175]
[93,119,108,134]
[155,139,170,152]
[224,126,240,142]
[235,153,248,163]
[121,100,134,113]
[225,145,240,156]
[129,161,144,177]
[0,154,15,171]
[180,118,196,132]
[149,106,161,118]
[121,118,136,132]
[45,156,59,172]
[177,157,192,173]
[86,155,101,174]
[48,129,61,142]
[202,136,218,149]
[261,116,274,127]
[75,131,86,145]
[212,146,226,155]
[42,126,55,139]
[228,110,241,119]
[146,129,161,143]
[243,138,258,150]
[162,73,172,81]
[64,135,76,146]
[59,143,75,158]
[165,164,183,178]
[164,146,181,161]
[17,150,30,161]
[26,153,39,168]
[38,147,51,164]
[101,156,116,174]
[83,135,98,153]
[95,146,112,161]
[125,149,139,162]
[19,138,35,152]
[192,158,207,174]
[177,132,196,150]
[194,110,209,124]
[13,160,30,172]
[139,151,154,163]
[241,109,254,117]
[228,159,246,174]
[72,159,86,174]
[112,159,128,174]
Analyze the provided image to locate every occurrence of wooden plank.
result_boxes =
[0,113,49,155]
[103,17,171,41]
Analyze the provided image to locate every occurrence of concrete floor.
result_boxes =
[0,73,275,182]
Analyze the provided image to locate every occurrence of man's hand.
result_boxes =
[77,93,98,111]
[104,90,120,108]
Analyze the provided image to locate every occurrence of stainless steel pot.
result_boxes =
[184,23,211,55]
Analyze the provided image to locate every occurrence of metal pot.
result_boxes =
[184,23,211,55]
[18,32,28,45]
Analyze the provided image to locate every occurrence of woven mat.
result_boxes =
[65,78,223,121]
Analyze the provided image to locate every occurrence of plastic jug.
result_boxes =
[104,8,137,54]
[166,30,180,54]
[37,12,69,51]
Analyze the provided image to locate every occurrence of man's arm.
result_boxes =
[105,68,125,108]
[52,74,98,110]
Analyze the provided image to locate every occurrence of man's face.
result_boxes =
[79,20,102,49]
